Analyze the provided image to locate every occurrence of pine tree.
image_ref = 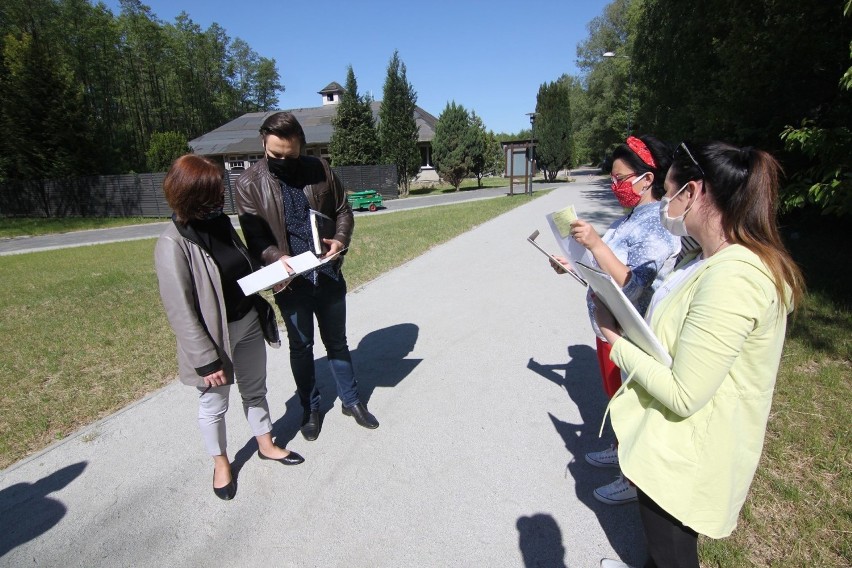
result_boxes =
[329,65,380,166]
[483,131,506,180]
[431,101,474,191]
[378,50,421,197]
[534,81,573,181]
[468,111,490,187]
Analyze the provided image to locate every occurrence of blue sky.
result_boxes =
[101,0,610,134]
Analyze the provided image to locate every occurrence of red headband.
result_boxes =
[626,136,657,168]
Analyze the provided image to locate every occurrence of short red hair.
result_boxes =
[162,154,224,224]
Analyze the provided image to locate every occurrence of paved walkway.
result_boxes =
[0,171,647,567]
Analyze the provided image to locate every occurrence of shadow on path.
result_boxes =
[232,323,421,474]
[517,513,568,568]
[0,461,87,558]
[527,344,645,565]
[577,182,624,229]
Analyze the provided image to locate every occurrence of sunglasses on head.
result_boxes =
[674,142,705,179]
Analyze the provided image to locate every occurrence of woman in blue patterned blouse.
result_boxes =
[553,135,680,506]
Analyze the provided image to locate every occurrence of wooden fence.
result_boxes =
[333,164,399,201]
[0,164,398,218]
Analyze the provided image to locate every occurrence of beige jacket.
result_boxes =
[154,220,279,387]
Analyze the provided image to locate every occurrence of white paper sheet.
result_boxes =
[237,250,345,295]
[546,204,588,269]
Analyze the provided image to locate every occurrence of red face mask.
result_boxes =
[610,172,649,207]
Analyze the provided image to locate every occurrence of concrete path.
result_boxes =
[0,171,647,567]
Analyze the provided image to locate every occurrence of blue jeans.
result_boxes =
[274,273,360,410]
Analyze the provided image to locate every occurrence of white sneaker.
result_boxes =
[585,444,620,468]
[600,559,634,568]
[593,474,638,505]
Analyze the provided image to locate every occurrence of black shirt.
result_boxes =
[188,214,254,322]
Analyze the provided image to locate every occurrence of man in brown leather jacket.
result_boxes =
[235,112,379,441]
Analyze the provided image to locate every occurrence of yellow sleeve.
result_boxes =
[611,262,773,417]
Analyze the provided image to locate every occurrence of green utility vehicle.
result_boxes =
[346,190,383,212]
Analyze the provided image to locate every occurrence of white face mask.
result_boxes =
[659,182,695,237]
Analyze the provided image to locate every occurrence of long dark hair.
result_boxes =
[611,135,672,199]
[670,141,805,309]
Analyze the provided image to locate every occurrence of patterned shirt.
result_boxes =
[280,181,338,285]
[584,201,681,338]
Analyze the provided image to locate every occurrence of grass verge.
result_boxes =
[0,217,168,238]
[698,213,851,567]
[406,175,577,197]
[0,194,541,469]
[408,176,513,196]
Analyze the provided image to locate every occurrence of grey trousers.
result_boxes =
[196,308,273,456]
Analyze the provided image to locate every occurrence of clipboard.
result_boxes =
[574,261,672,367]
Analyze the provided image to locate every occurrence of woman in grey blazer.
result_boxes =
[154,154,303,501]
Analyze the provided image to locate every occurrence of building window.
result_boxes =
[327,94,334,102]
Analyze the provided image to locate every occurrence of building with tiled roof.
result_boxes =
[189,82,438,180]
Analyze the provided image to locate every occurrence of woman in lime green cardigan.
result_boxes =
[595,141,805,568]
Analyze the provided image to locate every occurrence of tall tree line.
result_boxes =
[0,0,282,181]
[330,52,432,194]
[567,0,851,215]
[327,51,506,191]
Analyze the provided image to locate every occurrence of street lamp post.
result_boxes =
[603,51,632,138]
[526,112,536,195]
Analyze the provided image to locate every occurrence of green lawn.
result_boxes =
[406,174,579,197]
[0,216,168,238]
[408,176,513,196]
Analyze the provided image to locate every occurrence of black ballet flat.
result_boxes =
[213,478,236,501]
[257,449,305,466]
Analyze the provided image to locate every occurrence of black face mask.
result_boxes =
[195,191,225,220]
[267,155,301,183]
